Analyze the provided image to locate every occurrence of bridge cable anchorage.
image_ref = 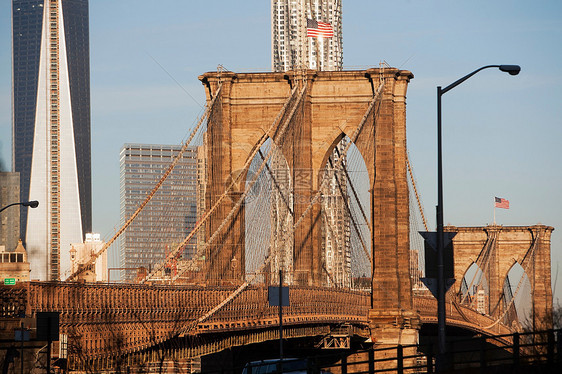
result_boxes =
[176,78,387,336]
[65,83,223,282]
[482,231,541,329]
[140,83,301,283]
[451,299,470,322]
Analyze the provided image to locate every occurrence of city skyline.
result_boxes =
[0,1,561,300]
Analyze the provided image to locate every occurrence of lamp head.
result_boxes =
[499,65,521,76]
[23,200,39,208]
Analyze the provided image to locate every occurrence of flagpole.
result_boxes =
[493,203,496,225]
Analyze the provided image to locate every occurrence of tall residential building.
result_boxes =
[12,0,91,281]
[271,0,343,72]
[0,172,21,252]
[119,144,198,281]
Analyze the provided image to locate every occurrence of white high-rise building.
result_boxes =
[271,0,343,72]
[13,0,92,281]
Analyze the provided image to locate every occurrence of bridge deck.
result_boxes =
[0,282,514,369]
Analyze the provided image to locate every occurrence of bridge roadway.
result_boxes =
[0,282,513,369]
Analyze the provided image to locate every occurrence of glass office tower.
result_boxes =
[119,144,198,282]
[12,0,91,280]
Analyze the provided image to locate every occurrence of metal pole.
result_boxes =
[279,269,283,371]
[436,86,446,371]
[434,64,519,371]
[47,340,51,374]
[20,322,24,374]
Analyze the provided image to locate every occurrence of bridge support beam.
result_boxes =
[367,69,420,355]
[368,310,421,371]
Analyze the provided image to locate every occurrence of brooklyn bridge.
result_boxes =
[0,68,555,372]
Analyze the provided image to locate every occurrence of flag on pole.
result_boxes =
[307,19,334,38]
[494,197,510,209]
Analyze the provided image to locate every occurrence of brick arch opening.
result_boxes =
[317,133,372,287]
[244,137,295,285]
[503,261,532,326]
[459,262,490,313]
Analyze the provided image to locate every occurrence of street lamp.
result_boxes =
[436,65,520,370]
[0,200,39,213]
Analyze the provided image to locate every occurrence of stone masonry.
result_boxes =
[447,224,554,329]
[198,68,417,344]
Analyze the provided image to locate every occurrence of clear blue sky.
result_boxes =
[1,1,561,302]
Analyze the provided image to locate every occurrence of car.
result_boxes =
[241,358,331,374]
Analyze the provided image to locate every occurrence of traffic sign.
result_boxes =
[3,278,16,285]
[268,286,289,306]
[419,231,456,252]
[37,312,60,341]
[15,329,30,342]
[419,231,456,279]
[420,277,456,299]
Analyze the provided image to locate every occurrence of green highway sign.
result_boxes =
[3,278,16,285]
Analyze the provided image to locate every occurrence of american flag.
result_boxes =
[495,197,510,209]
[307,19,334,38]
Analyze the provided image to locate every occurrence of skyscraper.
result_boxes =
[119,144,198,281]
[271,0,343,72]
[12,0,91,280]
[0,172,21,252]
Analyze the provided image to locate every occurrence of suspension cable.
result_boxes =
[406,152,428,232]
[141,84,301,283]
[176,78,386,336]
[66,84,223,281]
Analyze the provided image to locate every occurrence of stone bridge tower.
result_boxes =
[199,68,417,344]
[449,225,554,330]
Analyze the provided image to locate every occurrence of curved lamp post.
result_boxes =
[0,200,39,213]
[436,65,520,370]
